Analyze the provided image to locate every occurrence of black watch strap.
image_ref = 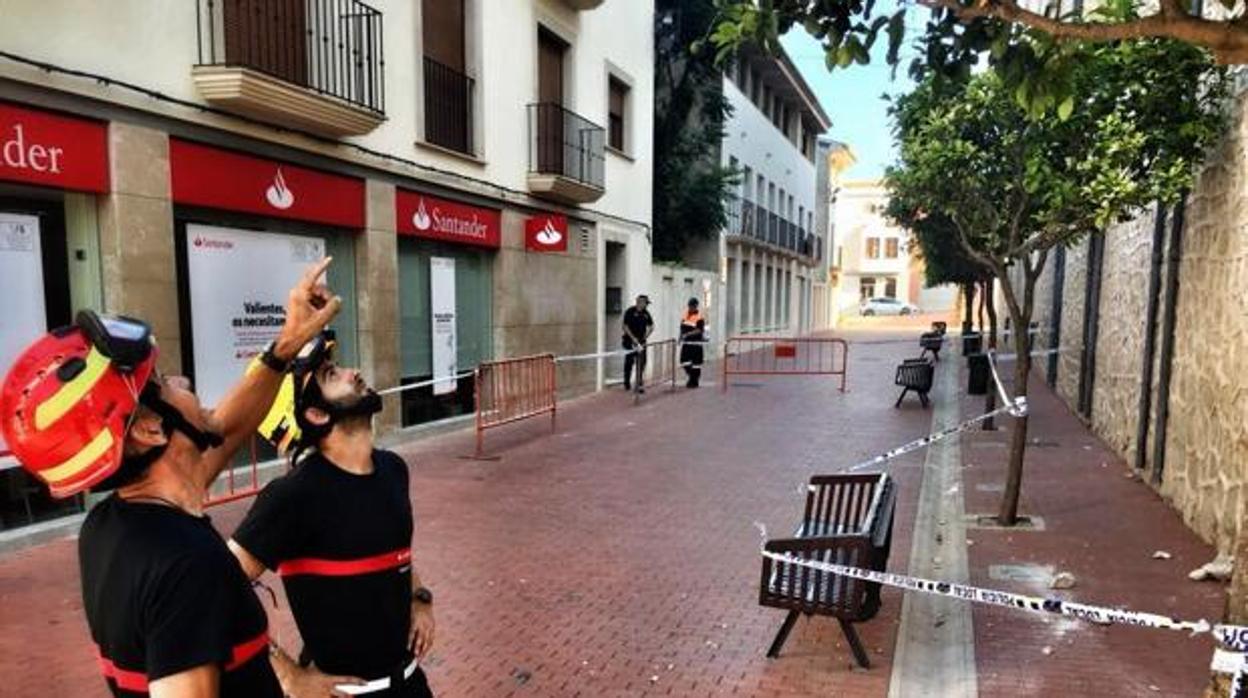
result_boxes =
[412,586,433,605]
[259,342,290,373]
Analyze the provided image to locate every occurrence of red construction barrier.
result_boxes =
[204,437,266,507]
[721,336,848,392]
[474,353,557,458]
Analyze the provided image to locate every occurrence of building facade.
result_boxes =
[719,47,832,340]
[814,138,855,330]
[832,179,957,317]
[0,0,654,532]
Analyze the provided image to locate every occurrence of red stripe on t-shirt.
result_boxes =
[97,654,148,692]
[224,631,270,671]
[96,632,269,692]
[277,548,411,577]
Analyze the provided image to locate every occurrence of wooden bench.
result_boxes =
[895,358,935,408]
[760,473,897,668]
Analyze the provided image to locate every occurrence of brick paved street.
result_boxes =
[0,321,1231,696]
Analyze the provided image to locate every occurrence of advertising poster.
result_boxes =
[186,223,324,406]
[430,256,457,396]
[0,212,45,456]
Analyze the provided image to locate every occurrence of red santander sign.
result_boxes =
[0,103,108,193]
[525,214,568,252]
[396,190,500,249]
[170,139,364,228]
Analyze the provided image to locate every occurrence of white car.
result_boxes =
[860,297,919,316]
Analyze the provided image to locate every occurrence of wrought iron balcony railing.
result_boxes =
[196,0,385,115]
[527,103,605,190]
[423,57,473,154]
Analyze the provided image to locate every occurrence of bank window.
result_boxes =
[608,76,629,153]
[0,187,104,530]
[866,237,881,259]
[885,238,899,258]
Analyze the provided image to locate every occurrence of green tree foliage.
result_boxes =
[653,0,740,263]
[885,39,1227,524]
[709,0,1246,116]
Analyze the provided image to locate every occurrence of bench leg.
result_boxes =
[839,619,871,669]
[894,388,908,409]
[919,390,930,408]
[767,610,800,658]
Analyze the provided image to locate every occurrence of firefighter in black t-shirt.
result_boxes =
[621,294,653,392]
[0,259,342,697]
[229,334,436,697]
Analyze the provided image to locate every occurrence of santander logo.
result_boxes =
[534,218,563,246]
[192,236,233,250]
[265,168,295,210]
[413,198,432,231]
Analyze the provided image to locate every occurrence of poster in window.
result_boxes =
[430,257,457,396]
[0,213,45,454]
[185,224,324,406]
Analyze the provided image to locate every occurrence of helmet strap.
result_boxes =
[139,382,225,453]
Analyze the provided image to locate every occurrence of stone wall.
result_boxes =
[1157,86,1248,551]
[1018,84,1248,553]
[1089,208,1160,462]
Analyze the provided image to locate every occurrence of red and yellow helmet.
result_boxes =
[0,312,157,498]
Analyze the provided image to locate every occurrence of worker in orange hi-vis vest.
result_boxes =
[679,297,707,388]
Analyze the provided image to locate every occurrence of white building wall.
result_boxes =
[0,0,653,227]
[722,77,817,218]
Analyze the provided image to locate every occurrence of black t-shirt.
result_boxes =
[79,495,280,697]
[622,306,653,346]
[233,450,414,679]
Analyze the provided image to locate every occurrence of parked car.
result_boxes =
[860,297,919,316]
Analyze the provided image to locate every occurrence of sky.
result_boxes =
[780,8,918,182]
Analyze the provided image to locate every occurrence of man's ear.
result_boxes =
[127,410,168,449]
[303,406,331,427]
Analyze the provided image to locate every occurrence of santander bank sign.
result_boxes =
[396,190,501,249]
[0,103,109,193]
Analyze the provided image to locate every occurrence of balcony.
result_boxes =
[423,57,474,155]
[193,0,386,138]
[527,103,605,204]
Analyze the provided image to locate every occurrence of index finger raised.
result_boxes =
[299,256,334,290]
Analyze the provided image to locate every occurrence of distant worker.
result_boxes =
[679,297,706,388]
[621,294,653,393]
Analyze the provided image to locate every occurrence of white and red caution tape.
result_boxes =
[754,523,1248,691]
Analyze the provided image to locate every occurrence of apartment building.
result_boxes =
[0,0,654,531]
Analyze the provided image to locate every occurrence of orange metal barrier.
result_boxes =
[204,437,267,507]
[721,336,848,392]
[474,353,557,458]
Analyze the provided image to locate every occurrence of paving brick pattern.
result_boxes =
[0,327,931,697]
[960,367,1226,697]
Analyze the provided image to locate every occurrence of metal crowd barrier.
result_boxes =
[204,438,265,507]
[473,353,557,458]
[722,336,848,393]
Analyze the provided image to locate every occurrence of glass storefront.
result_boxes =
[0,184,103,530]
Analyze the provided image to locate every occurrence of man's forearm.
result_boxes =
[268,643,301,694]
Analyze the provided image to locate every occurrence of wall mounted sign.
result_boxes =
[396,190,501,249]
[170,139,365,228]
[525,213,568,253]
[0,102,108,193]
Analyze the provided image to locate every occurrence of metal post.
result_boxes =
[1151,194,1186,485]
[1134,203,1169,471]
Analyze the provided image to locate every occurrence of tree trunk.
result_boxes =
[983,277,999,431]
[963,282,976,331]
[998,340,1032,525]
[977,280,987,332]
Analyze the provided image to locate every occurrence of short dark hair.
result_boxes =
[636,294,649,302]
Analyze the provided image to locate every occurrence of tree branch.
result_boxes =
[917,0,1248,64]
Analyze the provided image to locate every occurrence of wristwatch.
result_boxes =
[259,341,291,373]
[412,586,433,605]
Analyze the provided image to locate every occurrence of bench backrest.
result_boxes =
[760,473,896,621]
